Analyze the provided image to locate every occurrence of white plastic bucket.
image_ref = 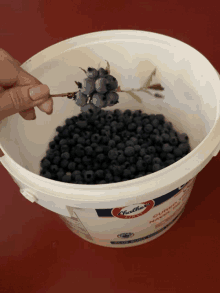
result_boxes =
[0,30,220,248]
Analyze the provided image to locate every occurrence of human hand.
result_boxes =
[0,48,53,157]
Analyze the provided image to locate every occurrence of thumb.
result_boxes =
[0,84,50,121]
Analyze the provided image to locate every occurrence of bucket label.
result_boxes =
[96,182,188,219]
[111,209,184,245]
[112,200,155,219]
[64,177,196,247]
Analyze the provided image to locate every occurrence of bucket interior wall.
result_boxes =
[0,40,217,174]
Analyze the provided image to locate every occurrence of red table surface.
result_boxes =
[1,1,220,292]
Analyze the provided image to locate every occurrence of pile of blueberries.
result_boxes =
[72,67,119,114]
[40,108,191,185]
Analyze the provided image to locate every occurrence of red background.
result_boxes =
[1,1,220,292]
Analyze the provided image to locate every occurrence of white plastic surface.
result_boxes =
[20,189,37,203]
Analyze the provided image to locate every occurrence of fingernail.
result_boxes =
[29,84,50,101]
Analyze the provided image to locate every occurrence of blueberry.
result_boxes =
[62,174,71,183]
[117,143,125,150]
[73,134,80,140]
[105,173,113,183]
[173,147,183,157]
[95,170,104,179]
[162,144,173,153]
[56,126,62,133]
[137,126,143,134]
[84,171,95,182]
[153,129,160,135]
[72,170,81,178]
[91,134,101,143]
[95,77,109,94]
[133,117,142,125]
[98,180,107,184]
[155,114,165,123]
[114,176,121,182]
[98,67,108,77]
[102,162,108,169]
[108,149,118,160]
[128,123,137,131]
[136,160,147,171]
[59,139,68,146]
[76,120,87,129]
[74,128,81,134]
[177,133,189,143]
[118,155,126,164]
[124,146,135,157]
[144,124,153,133]
[160,152,167,160]
[68,162,76,171]
[152,164,161,172]
[91,143,98,149]
[105,75,118,91]
[105,92,119,107]
[178,143,190,154]
[54,135,61,143]
[161,133,170,143]
[62,129,70,137]
[152,157,162,165]
[97,154,105,162]
[165,159,175,166]
[49,141,56,149]
[82,156,92,165]
[146,146,156,154]
[50,165,59,173]
[43,171,52,179]
[81,103,100,115]
[151,119,160,128]
[95,146,103,154]
[175,156,182,162]
[161,128,169,134]
[143,155,152,164]
[61,152,70,160]
[41,159,51,168]
[108,140,116,148]
[61,145,69,153]
[87,67,99,79]
[164,122,173,130]
[140,149,146,157]
[130,137,138,145]
[81,78,96,95]
[60,159,69,168]
[92,92,107,108]
[123,169,131,178]
[126,141,134,147]
[75,174,83,182]
[134,145,141,152]
[169,136,178,146]
[124,109,132,116]
[155,145,162,153]
[53,156,61,165]
[111,165,122,176]
[68,125,75,133]
[57,170,65,180]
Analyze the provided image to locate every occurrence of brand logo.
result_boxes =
[117,233,134,239]
[112,200,155,219]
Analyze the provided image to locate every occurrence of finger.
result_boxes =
[19,107,36,120]
[0,84,50,121]
[0,50,53,116]
[16,67,53,115]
